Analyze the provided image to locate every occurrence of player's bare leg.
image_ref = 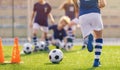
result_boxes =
[42,32,50,52]
[33,29,39,52]
[93,30,103,67]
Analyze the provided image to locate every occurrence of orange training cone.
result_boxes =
[11,37,20,63]
[0,38,4,64]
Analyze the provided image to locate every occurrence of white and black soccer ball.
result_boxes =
[23,43,33,54]
[49,49,63,63]
[65,43,73,51]
[39,41,46,51]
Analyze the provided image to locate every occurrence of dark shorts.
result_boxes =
[67,38,74,43]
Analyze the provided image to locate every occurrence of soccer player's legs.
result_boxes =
[92,13,104,67]
[66,37,74,50]
[32,23,40,52]
[79,15,94,52]
[40,26,49,42]
[55,39,61,49]
[67,36,74,47]
[72,18,85,50]
[93,30,103,67]
[51,39,61,49]
[67,37,73,43]
[40,26,50,51]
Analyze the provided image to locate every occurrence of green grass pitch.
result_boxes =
[0,45,120,70]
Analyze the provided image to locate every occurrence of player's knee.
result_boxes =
[33,31,37,36]
[33,29,38,34]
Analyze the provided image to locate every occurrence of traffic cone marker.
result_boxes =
[0,38,4,64]
[0,37,23,64]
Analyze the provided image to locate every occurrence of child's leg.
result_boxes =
[81,40,87,50]
[32,23,39,52]
[93,30,103,67]
[33,33,38,46]
[44,32,49,46]
[53,39,61,49]
[40,26,50,52]
[65,37,74,50]
[94,38,103,67]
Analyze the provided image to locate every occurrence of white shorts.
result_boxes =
[79,13,104,38]
[33,23,48,33]
[72,18,79,24]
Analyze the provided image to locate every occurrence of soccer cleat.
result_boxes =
[56,46,60,49]
[33,46,39,52]
[84,34,94,52]
[81,45,86,50]
[55,43,60,49]
[44,41,50,52]
[44,46,50,53]
[45,41,49,47]
[93,60,101,67]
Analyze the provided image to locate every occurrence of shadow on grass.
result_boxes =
[20,49,79,57]
[0,62,22,66]
[63,50,77,53]
[61,49,79,53]
[86,67,96,70]
[20,51,49,57]
[44,62,60,65]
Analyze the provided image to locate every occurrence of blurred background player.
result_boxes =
[49,16,70,49]
[59,0,79,47]
[72,0,106,67]
[30,0,55,52]
[65,24,76,47]
[59,0,78,20]
[72,0,87,50]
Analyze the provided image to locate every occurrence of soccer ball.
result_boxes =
[39,41,46,51]
[23,43,33,54]
[65,43,73,51]
[49,49,63,63]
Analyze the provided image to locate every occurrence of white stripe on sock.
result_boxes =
[95,43,103,46]
[95,55,100,59]
[95,48,102,52]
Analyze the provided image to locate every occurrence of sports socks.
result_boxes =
[94,38,103,62]
[33,36,38,47]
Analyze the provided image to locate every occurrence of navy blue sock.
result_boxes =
[33,36,38,46]
[94,38,103,61]
[45,38,49,47]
